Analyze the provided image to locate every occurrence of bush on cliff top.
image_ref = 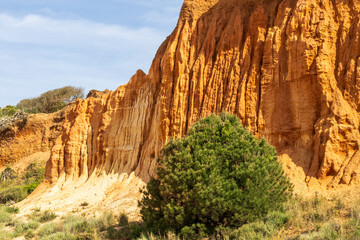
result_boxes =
[17,86,84,114]
[0,86,84,120]
[139,113,293,238]
[0,106,20,119]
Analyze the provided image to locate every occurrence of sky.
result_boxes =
[0,0,183,107]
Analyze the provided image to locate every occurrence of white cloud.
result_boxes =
[0,13,165,49]
[0,13,172,107]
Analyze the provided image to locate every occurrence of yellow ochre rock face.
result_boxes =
[2,0,360,218]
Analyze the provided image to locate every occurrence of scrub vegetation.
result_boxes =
[1,193,359,240]
[0,162,45,205]
[0,86,84,120]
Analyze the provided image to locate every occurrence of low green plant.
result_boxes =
[24,230,35,239]
[39,211,57,223]
[138,232,181,240]
[12,220,40,238]
[0,166,18,182]
[6,206,19,214]
[107,222,146,240]
[0,161,45,204]
[61,213,115,239]
[0,185,29,204]
[28,209,57,223]
[226,211,289,240]
[334,197,345,211]
[0,105,20,119]
[0,231,12,240]
[38,222,63,237]
[39,232,76,240]
[0,205,13,223]
[297,221,342,240]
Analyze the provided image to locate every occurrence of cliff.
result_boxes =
[2,0,360,218]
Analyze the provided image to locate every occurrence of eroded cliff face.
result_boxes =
[4,0,360,218]
[0,111,63,167]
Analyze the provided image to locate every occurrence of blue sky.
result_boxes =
[0,0,183,107]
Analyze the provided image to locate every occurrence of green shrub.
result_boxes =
[24,162,45,180]
[0,105,20,119]
[0,205,13,223]
[39,232,75,240]
[17,86,84,114]
[38,222,63,237]
[24,230,35,239]
[6,206,19,214]
[29,209,57,223]
[298,221,342,240]
[139,113,293,238]
[0,166,18,182]
[138,232,181,240]
[39,211,57,222]
[228,211,289,239]
[231,220,273,240]
[0,231,12,240]
[23,182,39,194]
[0,161,45,205]
[0,185,29,204]
[12,220,40,237]
[107,222,146,240]
[61,213,114,239]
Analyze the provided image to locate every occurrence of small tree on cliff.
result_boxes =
[17,86,84,113]
[139,113,293,238]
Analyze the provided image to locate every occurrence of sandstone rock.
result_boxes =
[86,89,111,99]
[0,111,63,166]
[3,0,360,218]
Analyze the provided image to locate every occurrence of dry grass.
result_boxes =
[2,192,360,239]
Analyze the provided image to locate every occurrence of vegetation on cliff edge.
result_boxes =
[0,86,84,120]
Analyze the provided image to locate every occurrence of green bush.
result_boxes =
[139,113,293,238]
[38,222,63,237]
[107,222,145,240]
[228,211,289,239]
[0,205,13,223]
[0,185,29,204]
[0,105,20,119]
[17,86,84,114]
[0,166,18,182]
[12,220,40,237]
[39,232,76,240]
[24,162,45,180]
[0,162,45,204]
[6,206,19,214]
[39,211,57,223]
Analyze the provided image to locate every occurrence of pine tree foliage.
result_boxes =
[139,113,293,238]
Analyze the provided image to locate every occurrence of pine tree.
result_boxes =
[139,113,293,238]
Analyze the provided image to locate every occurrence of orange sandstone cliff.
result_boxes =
[2,0,360,218]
